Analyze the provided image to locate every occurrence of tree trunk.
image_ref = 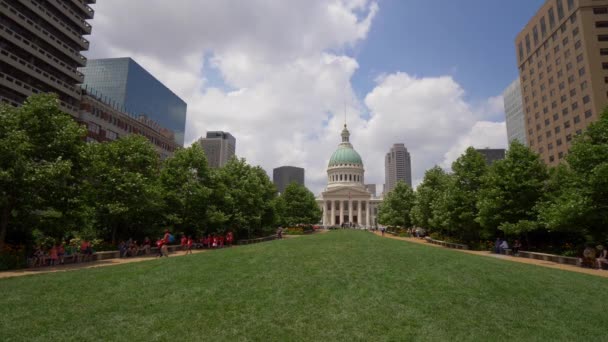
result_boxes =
[0,205,10,251]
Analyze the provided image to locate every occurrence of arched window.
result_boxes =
[349,174,352,181]
[339,174,343,181]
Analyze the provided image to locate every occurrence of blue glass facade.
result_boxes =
[80,58,187,145]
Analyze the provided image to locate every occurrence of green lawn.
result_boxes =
[1,231,607,341]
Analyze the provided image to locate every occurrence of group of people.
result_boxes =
[118,238,152,258]
[30,240,93,267]
[583,245,608,270]
[154,231,236,258]
[494,238,522,255]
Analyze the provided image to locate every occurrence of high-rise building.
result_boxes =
[79,58,187,146]
[197,131,236,168]
[384,143,412,193]
[516,0,608,165]
[0,0,95,115]
[503,78,528,146]
[365,184,377,197]
[475,148,506,165]
[273,166,305,194]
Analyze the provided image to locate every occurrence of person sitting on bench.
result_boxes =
[596,245,607,270]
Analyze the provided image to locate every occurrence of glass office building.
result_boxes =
[79,58,187,145]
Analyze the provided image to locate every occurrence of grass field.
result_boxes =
[1,230,607,341]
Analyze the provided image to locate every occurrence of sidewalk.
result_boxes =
[0,249,208,280]
[373,231,608,279]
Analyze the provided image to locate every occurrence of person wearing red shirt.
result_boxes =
[180,235,188,250]
[156,239,165,257]
[226,232,234,247]
[207,234,212,248]
[212,235,218,248]
[163,230,171,244]
[219,235,225,248]
[186,236,193,255]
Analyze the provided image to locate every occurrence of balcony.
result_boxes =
[47,0,93,34]
[0,23,84,83]
[67,0,94,19]
[16,0,90,49]
[0,1,87,66]
[0,72,79,116]
[0,48,82,100]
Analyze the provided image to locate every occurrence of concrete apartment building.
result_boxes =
[0,0,94,114]
[516,0,608,165]
[475,148,506,165]
[273,166,305,194]
[80,58,187,146]
[384,143,412,193]
[503,78,528,146]
[197,131,236,168]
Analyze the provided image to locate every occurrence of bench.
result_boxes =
[517,251,580,266]
[424,237,469,250]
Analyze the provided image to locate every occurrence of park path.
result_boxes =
[373,231,608,279]
[0,249,209,280]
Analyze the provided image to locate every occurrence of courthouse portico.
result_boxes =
[316,125,382,228]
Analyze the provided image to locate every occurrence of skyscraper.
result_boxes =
[475,148,506,165]
[0,0,95,115]
[516,0,608,165]
[384,143,412,193]
[273,166,305,194]
[503,78,527,146]
[197,131,236,168]
[80,58,187,146]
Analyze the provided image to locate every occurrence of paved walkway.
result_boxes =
[373,231,608,279]
[0,249,209,280]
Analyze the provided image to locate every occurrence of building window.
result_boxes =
[549,8,556,29]
[581,81,588,90]
[564,121,571,128]
[555,125,561,133]
[594,8,608,14]
[88,123,100,134]
[603,62,608,70]
[552,101,558,109]
[557,0,565,20]
[583,95,590,104]
[585,110,593,118]
[526,34,531,54]
[553,113,559,121]
[558,70,564,78]
[558,152,564,159]
[576,129,582,135]
[519,42,524,61]
[561,95,567,103]
[574,115,581,124]
[554,45,560,54]
[549,155,555,162]
[573,27,579,37]
[563,108,569,116]
[568,75,575,84]
[546,131,552,138]
[557,138,563,146]
[572,102,578,110]
[596,21,608,28]
[106,130,118,140]
[566,62,572,71]
[566,134,572,141]
[533,26,539,46]
[570,89,576,97]
[545,119,551,127]
[548,143,554,150]
[598,35,608,41]
[541,17,547,38]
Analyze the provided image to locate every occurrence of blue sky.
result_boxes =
[351,0,545,106]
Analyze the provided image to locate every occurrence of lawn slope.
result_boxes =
[1,230,607,341]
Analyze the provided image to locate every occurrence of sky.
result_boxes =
[85,0,546,195]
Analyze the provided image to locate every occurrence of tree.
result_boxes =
[434,148,487,242]
[476,141,548,238]
[411,166,450,232]
[538,110,608,242]
[0,94,86,249]
[210,158,278,239]
[81,135,162,243]
[378,181,416,227]
[159,144,212,235]
[275,182,321,226]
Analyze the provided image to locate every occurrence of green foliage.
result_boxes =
[209,158,278,239]
[0,94,86,249]
[378,181,415,227]
[538,109,608,242]
[434,148,487,242]
[410,166,450,231]
[275,183,321,226]
[81,135,162,242]
[476,141,548,238]
[159,144,212,234]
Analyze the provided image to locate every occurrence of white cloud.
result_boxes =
[441,121,508,169]
[86,1,506,194]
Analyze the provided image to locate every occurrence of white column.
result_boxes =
[339,200,343,225]
[322,202,327,226]
[366,201,370,227]
[357,200,362,228]
[331,200,335,225]
[348,200,353,225]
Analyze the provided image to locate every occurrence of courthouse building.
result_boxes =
[317,125,382,228]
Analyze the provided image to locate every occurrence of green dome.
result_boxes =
[329,145,363,166]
